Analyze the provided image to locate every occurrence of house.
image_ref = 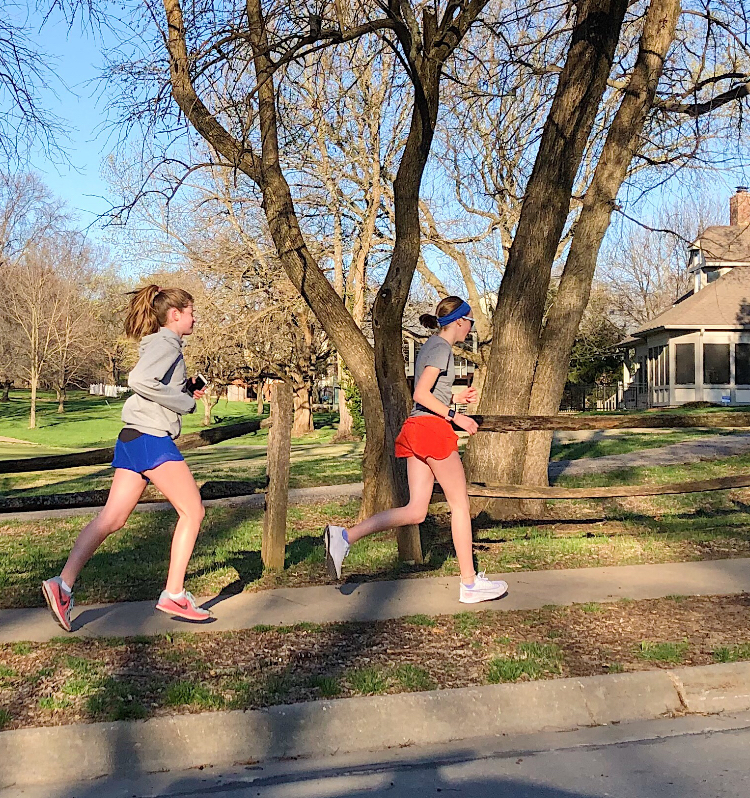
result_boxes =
[619,187,750,408]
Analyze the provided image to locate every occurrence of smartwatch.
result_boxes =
[447,408,456,420]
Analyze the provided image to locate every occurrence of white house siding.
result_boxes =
[626,330,750,407]
[667,330,749,406]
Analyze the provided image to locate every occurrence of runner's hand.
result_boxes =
[453,413,478,435]
[455,386,478,404]
[193,388,206,399]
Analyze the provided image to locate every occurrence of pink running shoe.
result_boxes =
[155,590,212,622]
[42,577,74,632]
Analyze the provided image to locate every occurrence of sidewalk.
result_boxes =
[2,558,748,643]
[548,432,750,478]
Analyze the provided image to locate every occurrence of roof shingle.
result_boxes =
[631,266,750,336]
[693,225,750,262]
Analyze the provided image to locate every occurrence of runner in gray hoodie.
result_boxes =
[42,285,212,630]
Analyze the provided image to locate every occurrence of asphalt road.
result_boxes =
[4,712,750,798]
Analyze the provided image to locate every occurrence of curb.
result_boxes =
[2,661,750,787]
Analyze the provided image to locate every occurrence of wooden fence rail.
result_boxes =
[0,419,267,475]
[465,473,750,500]
[474,412,750,432]
[465,411,750,500]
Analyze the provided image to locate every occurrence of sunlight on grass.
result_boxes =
[637,641,689,663]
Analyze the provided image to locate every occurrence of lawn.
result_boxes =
[0,390,342,450]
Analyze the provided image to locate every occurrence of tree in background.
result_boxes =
[47,239,106,412]
[4,240,67,428]
[599,192,724,328]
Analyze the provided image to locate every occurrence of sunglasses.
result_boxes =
[461,316,475,331]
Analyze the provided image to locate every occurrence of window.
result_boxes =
[675,343,695,384]
[648,346,667,387]
[703,343,730,384]
[737,343,750,385]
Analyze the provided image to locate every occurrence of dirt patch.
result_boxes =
[2,594,750,732]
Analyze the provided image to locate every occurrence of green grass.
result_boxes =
[713,643,750,663]
[307,674,342,698]
[38,695,73,711]
[580,602,604,613]
[261,672,292,700]
[164,681,224,708]
[402,614,438,627]
[0,391,264,450]
[347,667,389,695]
[2,420,750,609]
[454,612,483,636]
[605,662,625,673]
[0,708,10,728]
[0,664,16,678]
[11,642,31,656]
[64,655,100,676]
[487,641,563,683]
[637,641,689,663]
[61,677,100,697]
[86,677,148,720]
[394,664,436,691]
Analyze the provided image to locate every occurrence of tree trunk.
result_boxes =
[0,382,10,402]
[370,30,445,563]
[333,356,355,441]
[29,373,38,429]
[262,382,293,572]
[201,387,220,426]
[256,380,265,415]
[463,0,629,518]
[292,381,314,436]
[56,387,66,414]
[522,0,681,514]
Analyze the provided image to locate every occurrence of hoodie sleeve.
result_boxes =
[127,340,196,415]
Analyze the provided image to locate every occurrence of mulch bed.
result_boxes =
[2,594,750,732]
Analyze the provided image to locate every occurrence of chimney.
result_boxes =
[730,186,750,227]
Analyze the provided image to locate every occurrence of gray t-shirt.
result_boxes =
[410,335,455,417]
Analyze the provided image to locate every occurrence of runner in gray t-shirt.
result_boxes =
[324,295,508,606]
[411,336,455,417]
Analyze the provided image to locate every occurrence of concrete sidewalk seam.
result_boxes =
[2,661,749,788]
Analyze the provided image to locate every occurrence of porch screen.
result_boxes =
[675,343,695,384]
[703,343,730,384]
[737,343,750,385]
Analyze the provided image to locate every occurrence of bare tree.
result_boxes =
[5,241,67,427]
[48,244,104,413]
[600,191,725,327]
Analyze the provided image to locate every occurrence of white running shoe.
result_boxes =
[459,571,508,604]
[324,525,350,580]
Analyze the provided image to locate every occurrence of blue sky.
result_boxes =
[22,3,118,229]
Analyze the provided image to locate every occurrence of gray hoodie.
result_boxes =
[122,328,195,439]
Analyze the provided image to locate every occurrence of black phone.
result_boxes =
[187,374,208,393]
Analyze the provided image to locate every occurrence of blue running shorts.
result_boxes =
[111,430,184,477]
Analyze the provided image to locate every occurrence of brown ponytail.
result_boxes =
[419,296,466,330]
[124,284,194,340]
